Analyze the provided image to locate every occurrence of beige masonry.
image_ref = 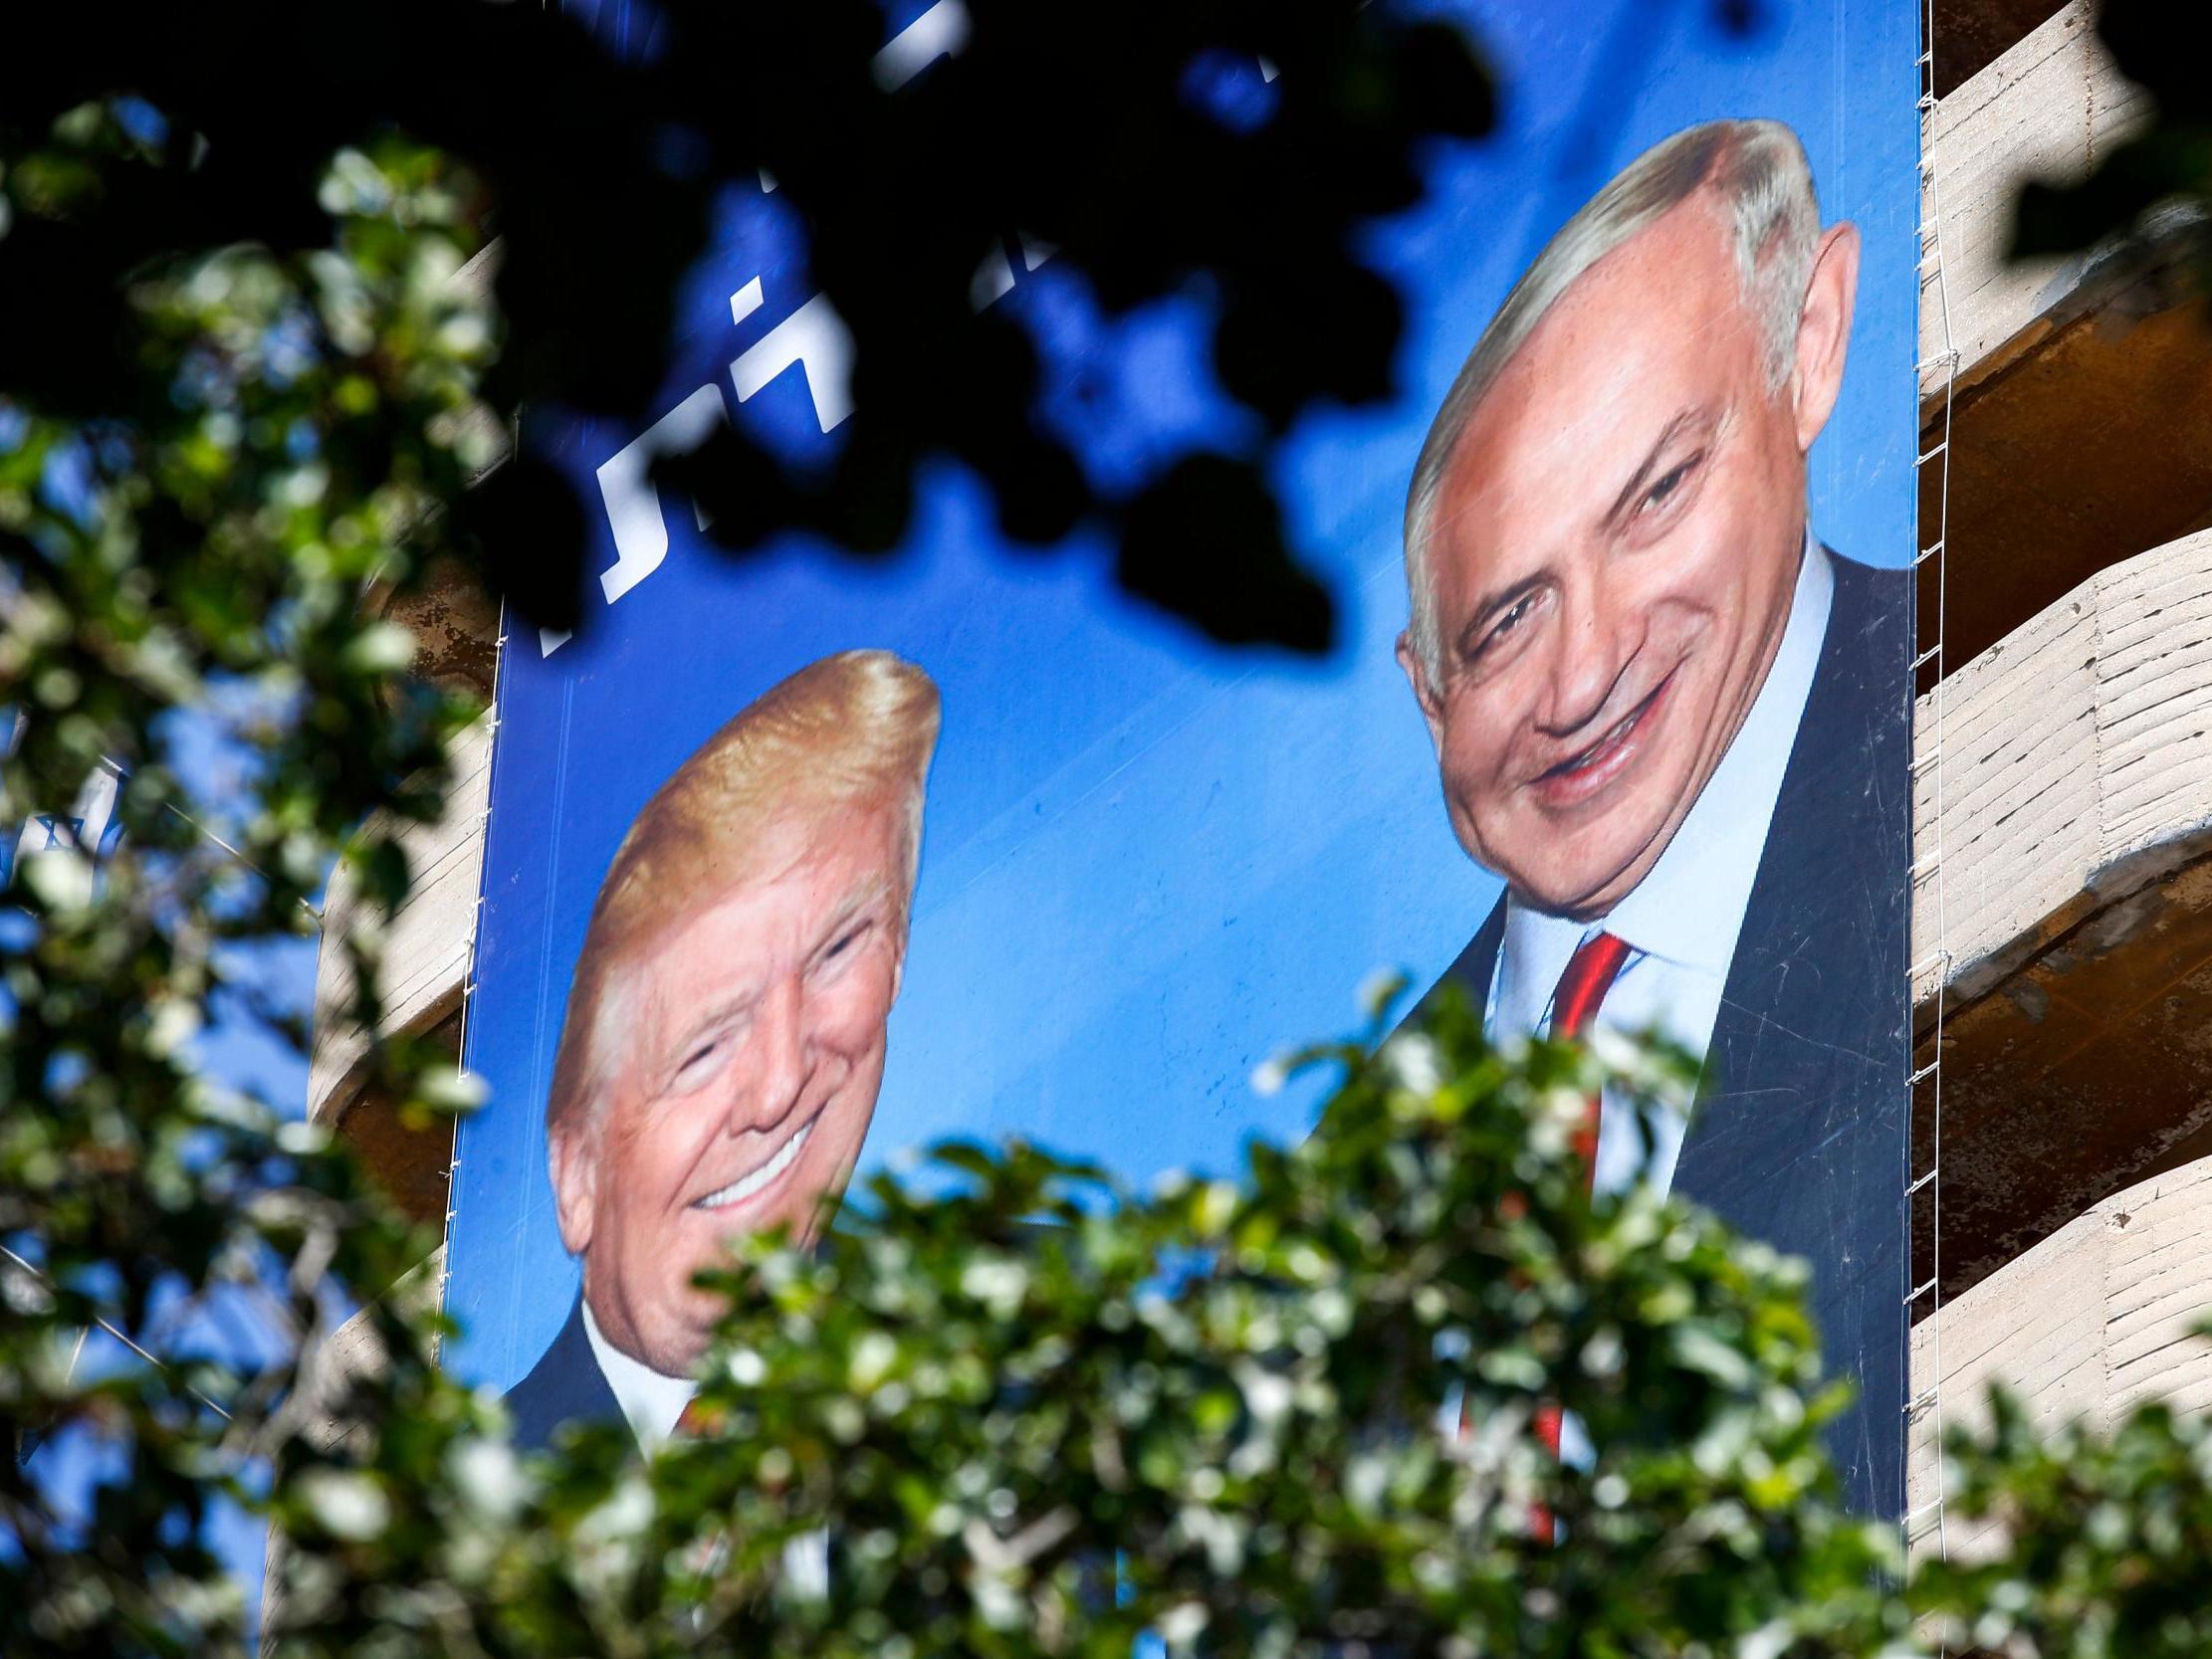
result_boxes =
[1908,1150,2212,1560]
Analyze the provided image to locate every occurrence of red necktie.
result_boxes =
[673,1395,724,1439]
[1548,930,1632,1181]
[1533,930,1631,1482]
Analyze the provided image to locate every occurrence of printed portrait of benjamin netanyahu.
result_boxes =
[1400,118,1911,1516]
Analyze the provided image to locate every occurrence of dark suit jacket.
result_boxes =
[1432,550,1911,1520]
[505,1295,626,1455]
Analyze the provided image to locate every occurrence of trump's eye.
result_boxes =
[814,917,875,974]
[672,1034,725,1091]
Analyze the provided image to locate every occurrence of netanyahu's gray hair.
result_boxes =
[1402,118,1821,680]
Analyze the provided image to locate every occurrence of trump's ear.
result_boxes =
[1396,630,1446,759]
[1791,221,1861,453]
[548,1119,597,1257]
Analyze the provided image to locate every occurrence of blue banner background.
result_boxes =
[449,0,1919,1391]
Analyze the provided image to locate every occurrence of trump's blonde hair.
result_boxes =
[1403,118,1821,680]
[545,649,941,1146]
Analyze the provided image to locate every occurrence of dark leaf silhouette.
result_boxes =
[2006,0,2212,301]
[6,0,1497,655]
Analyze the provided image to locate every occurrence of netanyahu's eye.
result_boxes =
[1458,589,1546,676]
[1487,595,1535,647]
[1642,452,1701,513]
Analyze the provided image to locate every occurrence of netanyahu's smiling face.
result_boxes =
[1402,191,1856,920]
[550,805,905,1376]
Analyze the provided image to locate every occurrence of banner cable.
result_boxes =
[1905,0,1958,1576]
[439,607,514,1343]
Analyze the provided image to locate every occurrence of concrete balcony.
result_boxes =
[305,712,491,1225]
[1908,1149,2212,1558]
[1920,0,2212,680]
[1913,528,2212,1307]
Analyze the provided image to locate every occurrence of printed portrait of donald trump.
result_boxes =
[504,649,941,1453]
[1400,118,1910,1515]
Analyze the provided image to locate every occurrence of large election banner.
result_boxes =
[448,0,1919,1518]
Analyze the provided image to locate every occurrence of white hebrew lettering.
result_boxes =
[874,0,971,90]
[729,294,854,434]
[971,244,1016,311]
[540,382,730,656]
[594,382,729,608]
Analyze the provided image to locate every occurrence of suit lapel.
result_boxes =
[1681,553,1909,1180]
[1672,552,1912,1518]
[1426,891,1507,1019]
[506,1294,627,1453]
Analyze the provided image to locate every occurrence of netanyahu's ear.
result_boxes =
[1396,631,1447,759]
[1791,221,1861,452]
[548,1118,598,1257]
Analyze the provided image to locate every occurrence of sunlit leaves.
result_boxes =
[0,107,484,1659]
[312,1007,1904,1659]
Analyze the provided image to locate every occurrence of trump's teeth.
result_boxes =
[694,1118,813,1210]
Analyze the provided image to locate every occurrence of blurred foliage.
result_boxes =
[0,112,491,1653]
[5,4,2212,1658]
[255,996,1920,1659]
[1913,1377,2212,1659]
[2011,0,2212,306]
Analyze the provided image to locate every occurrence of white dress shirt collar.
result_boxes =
[581,1299,697,1451]
[1603,531,1832,975]
[580,1299,833,1591]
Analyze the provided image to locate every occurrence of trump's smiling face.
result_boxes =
[550,806,905,1376]
[1402,192,1858,920]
